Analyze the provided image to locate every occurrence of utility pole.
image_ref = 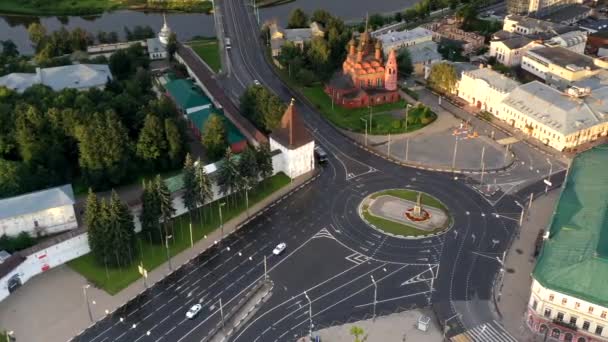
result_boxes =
[360,118,368,146]
[451,137,459,171]
[83,285,93,322]
[304,291,313,338]
[387,133,391,158]
[219,202,226,241]
[189,222,193,248]
[371,275,378,321]
[369,105,373,135]
[165,234,173,271]
[245,183,251,218]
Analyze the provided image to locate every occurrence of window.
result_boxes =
[549,294,555,301]
[562,298,568,305]
[589,306,595,314]
[557,312,564,321]
[602,311,607,319]
[544,308,552,318]
[576,302,581,309]
[570,316,577,325]
[583,321,590,331]
[596,325,604,336]
[532,300,538,310]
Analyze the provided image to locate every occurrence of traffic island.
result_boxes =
[359,189,452,238]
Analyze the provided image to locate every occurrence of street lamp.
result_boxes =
[545,158,553,193]
[405,104,412,132]
[514,200,525,227]
[165,234,173,271]
[451,136,459,171]
[83,284,94,322]
[245,182,252,218]
[360,118,368,146]
[371,275,378,321]
[219,202,226,241]
[368,104,374,135]
[304,291,313,338]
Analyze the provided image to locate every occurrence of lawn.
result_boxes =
[0,0,211,15]
[68,172,291,295]
[301,85,436,135]
[190,39,222,73]
[362,189,451,237]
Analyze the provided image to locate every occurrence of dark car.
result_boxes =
[314,146,328,163]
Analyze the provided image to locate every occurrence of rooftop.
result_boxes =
[283,28,313,42]
[0,184,75,220]
[527,46,598,70]
[541,4,591,24]
[501,81,608,135]
[533,145,608,308]
[406,41,442,64]
[464,67,521,93]
[376,27,433,47]
[0,64,112,93]
[495,34,534,49]
[270,99,313,149]
[164,78,211,111]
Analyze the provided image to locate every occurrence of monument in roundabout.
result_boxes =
[360,189,451,238]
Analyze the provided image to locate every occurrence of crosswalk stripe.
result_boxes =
[460,321,517,342]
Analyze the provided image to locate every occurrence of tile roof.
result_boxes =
[270,99,313,149]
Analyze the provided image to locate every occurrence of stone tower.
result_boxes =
[384,49,398,91]
[158,13,172,45]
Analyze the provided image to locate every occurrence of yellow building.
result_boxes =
[522,46,603,82]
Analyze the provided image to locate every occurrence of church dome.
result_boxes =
[158,13,172,45]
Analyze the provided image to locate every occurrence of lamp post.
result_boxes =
[83,284,94,322]
[360,118,368,146]
[189,222,193,248]
[245,183,251,218]
[545,158,553,193]
[405,104,412,132]
[371,275,378,321]
[304,291,313,338]
[515,200,525,227]
[451,136,459,171]
[369,105,374,135]
[219,202,226,241]
[387,133,392,158]
[165,234,173,271]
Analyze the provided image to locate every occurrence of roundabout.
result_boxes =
[359,189,452,238]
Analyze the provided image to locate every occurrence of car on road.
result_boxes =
[273,242,287,255]
[253,79,261,86]
[225,37,231,50]
[314,146,328,163]
[186,304,202,319]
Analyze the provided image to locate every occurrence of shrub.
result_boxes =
[392,120,401,129]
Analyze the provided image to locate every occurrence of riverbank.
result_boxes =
[0,0,212,16]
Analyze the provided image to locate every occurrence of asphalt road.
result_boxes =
[72,1,565,341]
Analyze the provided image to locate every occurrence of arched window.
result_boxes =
[551,328,561,338]
[577,337,586,342]
[564,333,573,342]
[539,325,548,334]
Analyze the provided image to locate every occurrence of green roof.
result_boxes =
[188,107,245,145]
[164,79,211,111]
[533,144,608,307]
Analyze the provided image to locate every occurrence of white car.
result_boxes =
[186,304,202,319]
[273,242,287,255]
[253,79,261,86]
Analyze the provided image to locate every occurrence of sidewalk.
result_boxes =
[0,171,317,342]
[296,309,443,342]
[496,190,559,341]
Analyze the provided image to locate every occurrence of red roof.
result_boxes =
[271,99,313,149]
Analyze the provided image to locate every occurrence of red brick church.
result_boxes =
[324,28,400,109]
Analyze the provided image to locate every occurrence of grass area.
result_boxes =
[363,189,451,237]
[301,85,436,135]
[68,172,291,295]
[0,0,211,16]
[190,39,222,73]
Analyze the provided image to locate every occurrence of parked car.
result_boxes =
[253,79,261,86]
[186,304,202,319]
[273,242,287,255]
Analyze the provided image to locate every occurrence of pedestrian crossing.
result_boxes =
[451,320,518,342]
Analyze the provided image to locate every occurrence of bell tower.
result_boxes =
[384,49,398,91]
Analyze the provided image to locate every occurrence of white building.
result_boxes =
[522,46,602,82]
[527,146,608,342]
[0,64,112,93]
[458,65,521,113]
[0,184,77,237]
[497,81,608,151]
[269,21,325,57]
[269,99,315,178]
[375,27,434,55]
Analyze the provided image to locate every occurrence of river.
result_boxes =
[0,0,415,54]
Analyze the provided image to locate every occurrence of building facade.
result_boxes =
[458,65,520,113]
[423,17,485,55]
[527,146,608,342]
[0,185,77,237]
[507,0,583,15]
[375,27,434,55]
[268,21,325,57]
[324,28,400,108]
[521,46,601,82]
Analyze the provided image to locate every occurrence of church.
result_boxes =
[324,27,400,109]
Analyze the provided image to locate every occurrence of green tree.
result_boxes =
[287,8,309,28]
[368,14,386,29]
[1,40,18,58]
[217,149,240,203]
[166,32,178,61]
[311,9,332,25]
[27,23,47,51]
[239,86,286,132]
[428,62,457,94]
[307,37,331,73]
[155,174,175,241]
[136,114,167,168]
[0,159,22,197]
[238,146,259,186]
[181,153,198,215]
[397,49,414,77]
[456,4,478,28]
[194,157,213,223]
[85,190,107,264]
[202,113,227,161]
[350,326,368,342]
[255,143,274,183]
[164,118,184,168]
[105,191,136,267]
[140,180,162,243]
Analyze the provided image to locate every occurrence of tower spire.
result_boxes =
[365,12,369,32]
